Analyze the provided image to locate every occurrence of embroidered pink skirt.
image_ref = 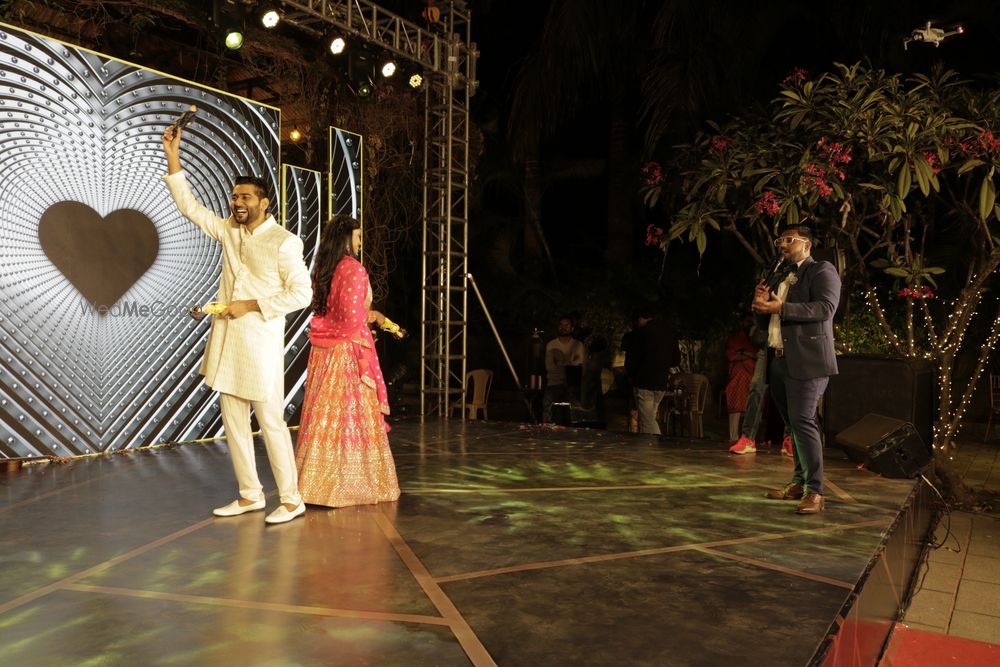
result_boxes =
[295,341,400,508]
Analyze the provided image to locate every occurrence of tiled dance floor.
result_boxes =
[0,420,917,666]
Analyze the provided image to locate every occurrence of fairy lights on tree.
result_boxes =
[642,63,1000,496]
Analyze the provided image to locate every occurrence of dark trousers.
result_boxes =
[768,356,828,495]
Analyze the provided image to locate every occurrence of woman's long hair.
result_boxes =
[311,215,361,316]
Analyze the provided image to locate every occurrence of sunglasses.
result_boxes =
[773,236,807,247]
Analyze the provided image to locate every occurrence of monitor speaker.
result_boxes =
[825,355,934,449]
[835,413,931,479]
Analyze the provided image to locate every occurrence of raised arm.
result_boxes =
[161,126,227,241]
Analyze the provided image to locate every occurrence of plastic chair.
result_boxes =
[986,373,1000,441]
[669,372,710,438]
[452,369,493,420]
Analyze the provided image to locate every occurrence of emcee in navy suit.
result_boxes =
[752,226,840,514]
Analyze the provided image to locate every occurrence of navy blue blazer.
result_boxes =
[759,256,841,380]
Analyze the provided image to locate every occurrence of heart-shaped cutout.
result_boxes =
[37,202,159,310]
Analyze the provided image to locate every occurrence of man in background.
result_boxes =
[625,307,680,435]
[543,315,586,422]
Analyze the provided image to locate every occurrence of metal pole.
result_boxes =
[467,273,536,421]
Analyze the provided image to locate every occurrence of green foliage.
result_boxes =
[835,289,902,356]
[641,61,1000,449]
[642,62,1000,265]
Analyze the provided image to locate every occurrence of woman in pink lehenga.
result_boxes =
[295,215,400,508]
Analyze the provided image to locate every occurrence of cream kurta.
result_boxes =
[163,171,312,402]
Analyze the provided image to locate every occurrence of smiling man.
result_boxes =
[161,126,312,525]
[752,226,840,514]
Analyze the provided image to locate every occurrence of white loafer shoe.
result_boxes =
[265,502,305,524]
[213,498,266,517]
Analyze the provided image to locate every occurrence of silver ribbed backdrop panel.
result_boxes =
[0,24,305,457]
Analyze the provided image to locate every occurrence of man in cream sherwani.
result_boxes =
[162,126,312,524]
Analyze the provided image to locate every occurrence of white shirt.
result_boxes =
[545,337,585,385]
[768,259,806,350]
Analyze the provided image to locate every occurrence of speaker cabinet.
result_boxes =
[825,355,934,448]
[835,413,932,479]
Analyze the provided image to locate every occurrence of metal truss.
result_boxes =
[277,0,476,418]
[420,4,474,418]
[279,0,447,73]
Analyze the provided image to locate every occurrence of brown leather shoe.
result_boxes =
[795,492,824,514]
[765,483,804,500]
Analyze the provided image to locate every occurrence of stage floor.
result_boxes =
[0,419,917,666]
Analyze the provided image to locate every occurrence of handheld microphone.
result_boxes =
[170,104,198,131]
[379,316,409,341]
[760,256,784,287]
[761,257,794,292]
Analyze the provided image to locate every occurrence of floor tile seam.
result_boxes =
[605,454,795,483]
[607,453,881,501]
[690,546,855,590]
[823,478,858,503]
[949,608,1000,625]
[393,448,646,456]
[373,511,497,667]
[392,449,636,457]
[62,583,451,626]
[0,467,148,514]
[947,536,976,633]
[432,519,890,584]
[0,516,215,617]
[400,482,742,494]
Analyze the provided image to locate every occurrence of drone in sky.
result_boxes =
[903,21,964,50]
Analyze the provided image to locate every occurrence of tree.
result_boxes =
[644,62,1000,503]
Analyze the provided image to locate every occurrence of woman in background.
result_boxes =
[725,313,758,444]
[295,215,400,507]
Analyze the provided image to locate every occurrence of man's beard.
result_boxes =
[232,205,258,225]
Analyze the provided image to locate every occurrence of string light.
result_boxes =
[865,269,1000,456]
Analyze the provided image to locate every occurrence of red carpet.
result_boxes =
[881,625,999,666]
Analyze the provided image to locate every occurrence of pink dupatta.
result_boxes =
[308,257,390,420]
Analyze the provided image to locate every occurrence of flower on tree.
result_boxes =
[753,191,781,216]
[783,67,808,86]
[923,151,942,175]
[956,130,1000,157]
[641,161,663,187]
[645,224,665,246]
[977,130,1000,154]
[817,137,852,167]
[709,134,732,155]
[898,285,936,299]
[798,138,851,199]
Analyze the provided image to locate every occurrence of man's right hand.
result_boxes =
[162,126,182,174]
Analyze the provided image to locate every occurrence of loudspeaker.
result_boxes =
[825,355,934,448]
[835,413,932,479]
